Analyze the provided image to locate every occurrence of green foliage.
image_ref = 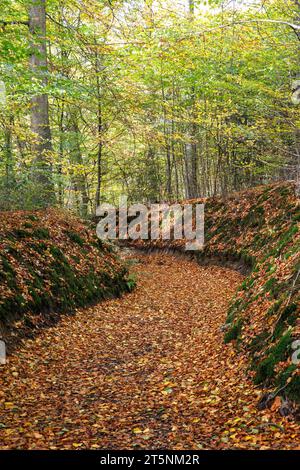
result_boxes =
[0,0,300,210]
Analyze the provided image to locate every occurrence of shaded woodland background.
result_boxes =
[0,0,300,215]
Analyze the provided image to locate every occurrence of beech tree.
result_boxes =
[29,0,55,205]
[0,0,299,211]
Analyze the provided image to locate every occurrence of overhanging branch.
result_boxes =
[178,19,300,43]
[0,20,29,27]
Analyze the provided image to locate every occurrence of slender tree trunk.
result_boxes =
[57,103,65,207]
[95,121,103,210]
[293,2,300,193]
[29,0,55,205]
[189,0,194,15]
[95,49,103,210]
[184,144,191,199]
[161,73,172,198]
[185,0,199,199]
[190,119,198,197]
[171,80,180,200]
[4,116,14,187]
[68,111,89,217]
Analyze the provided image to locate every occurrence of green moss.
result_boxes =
[249,330,269,353]
[0,256,18,291]
[49,245,66,261]
[126,273,137,291]
[254,330,292,385]
[0,256,15,275]
[224,318,243,344]
[4,245,22,261]
[29,289,44,311]
[263,277,276,293]
[65,230,85,246]
[272,225,298,256]
[0,212,133,327]
[272,303,298,340]
[11,229,30,239]
[242,205,265,229]
[267,298,284,316]
[26,214,39,222]
[266,263,276,274]
[32,228,50,239]
[241,276,255,291]
[280,303,298,323]
[285,375,300,403]
[0,256,26,321]
[91,239,104,251]
[240,251,255,267]
[261,276,286,300]
[276,364,297,389]
[279,187,291,197]
[226,299,243,324]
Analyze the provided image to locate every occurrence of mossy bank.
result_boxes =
[0,209,134,348]
[127,182,300,407]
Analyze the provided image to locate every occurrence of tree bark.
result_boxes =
[68,111,89,218]
[94,47,103,210]
[29,0,55,205]
[189,0,194,15]
[185,0,199,199]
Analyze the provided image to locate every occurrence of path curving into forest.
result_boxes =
[0,252,299,450]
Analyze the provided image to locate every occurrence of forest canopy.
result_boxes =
[0,0,299,215]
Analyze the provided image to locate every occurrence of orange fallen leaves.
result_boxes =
[0,252,299,449]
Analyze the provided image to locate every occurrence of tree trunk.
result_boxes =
[57,102,65,207]
[95,48,103,210]
[68,111,89,217]
[29,0,55,205]
[189,0,194,15]
[293,2,300,194]
[186,0,199,199]
[161,73,172,199]
[4,116,14,188]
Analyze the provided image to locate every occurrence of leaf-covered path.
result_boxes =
[0,252,299,449]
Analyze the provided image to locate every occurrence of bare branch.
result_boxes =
[183,19,300,40]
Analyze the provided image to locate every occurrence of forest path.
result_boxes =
[0,252,299,450]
